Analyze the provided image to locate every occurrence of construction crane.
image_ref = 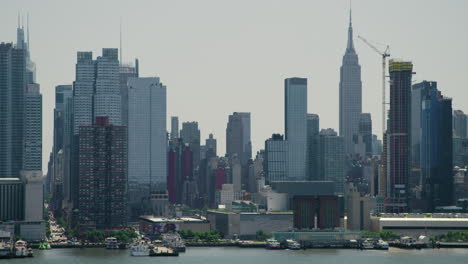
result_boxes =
[358,35,390,137]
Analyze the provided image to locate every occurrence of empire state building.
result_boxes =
[339,9,362,155]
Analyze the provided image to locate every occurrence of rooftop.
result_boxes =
[140,215,208,223]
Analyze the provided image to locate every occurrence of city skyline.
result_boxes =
[1,0,468,172]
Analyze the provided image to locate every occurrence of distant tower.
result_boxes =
[339,8,362,155]
[171,116,179,141]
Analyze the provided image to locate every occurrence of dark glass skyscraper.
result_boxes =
[339,11,362,155]
[387,60,413,213]
[420,82,453,210]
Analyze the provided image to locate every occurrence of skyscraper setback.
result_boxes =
[339,10,362,155]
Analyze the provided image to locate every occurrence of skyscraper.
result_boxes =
[339,10,362,155]
[128,77,167,218]
[23,83,42,171]
[356,113,372,158]
[285,78,307,181]
[170,116,179,141]
[387,60,413,213]
[420,83,453,210]
[307,114,320,180]
[226,112,252,165]
[78,117,127,230]
[119,59,139,126]
[319,129,346,194]
[180,122,201,169]
[453,110,467,138]
[205,133,217,156]
[264,134,288,183]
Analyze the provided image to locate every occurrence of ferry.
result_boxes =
[163,233,186,252]
[14,240,30,257]
[130,241,150,256]
[285,239,301,250]
[266,238,282,249]
[105,237,119,249]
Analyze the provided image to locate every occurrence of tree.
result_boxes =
[256,230,271,241]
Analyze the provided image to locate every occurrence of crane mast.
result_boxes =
[357,35,390,138]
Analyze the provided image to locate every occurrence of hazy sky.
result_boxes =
[1,0,468,172]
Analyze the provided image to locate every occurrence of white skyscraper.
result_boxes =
[128,77,167,210]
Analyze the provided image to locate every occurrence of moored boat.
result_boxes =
[130,241,150,256]
[266,238,282,249]
[105,237,119,249]
[286,239,301,250]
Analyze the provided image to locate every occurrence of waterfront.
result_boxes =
[2,247,468,264]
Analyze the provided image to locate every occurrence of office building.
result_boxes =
[453,110,467,138]
[453,138,468,168]
[170,116,179,141]
[180,122,201,169]
[307,114,320,180]
[387,60,413,213]
[205,133,217,157]
[119,59,139,126]
[226,112,252,166]
[319,129,346,194]
[78,117,127,230]
[127,77,167,218]
[420,83,453,210]
[346,189,370,231]
[22,84,42,171]
[0,178,24,221]
[264,134,288,183]
[285,78,308,181]
[339,11,362,155]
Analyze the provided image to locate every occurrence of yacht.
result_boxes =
[286,239,301,250]
[266,238,282,249]
[130,241,150,256]
[105,237,119,249]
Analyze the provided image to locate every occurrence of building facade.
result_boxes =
[285,78,307,181]
[78,117,127,230]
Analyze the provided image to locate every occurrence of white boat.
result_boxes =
[14,240,28,257]
[0,241,12,258]
[361,239,374,249]
[266,238,282,249]
[286,239,301,250]
[375,240,389,250]
[105,237,119,249]
[130,241,150,256]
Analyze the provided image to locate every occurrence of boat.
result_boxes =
[26,248,33,257]
[0,241,12,258]
[361,239,375,249]
[105,237,119,249]
[163,233,186,252]
[285,239,301,250]
[14,240,28,257]
[266,238,282,249]
[39,242,51,250]
[118,242,128,249]
[374,240,389,250]
[130,241,150,256]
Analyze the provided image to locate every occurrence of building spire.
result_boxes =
[346,2,355,52]
[119,18,122,65]
[27,13,30,50]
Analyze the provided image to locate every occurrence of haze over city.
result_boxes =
[2,0,468,171]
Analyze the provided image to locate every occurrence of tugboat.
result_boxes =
[266,238,282,249]
[105,237,119,249]
[130,241,150,256]
[286,239,301,250]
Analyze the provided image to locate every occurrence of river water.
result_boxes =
[3,247,468,264]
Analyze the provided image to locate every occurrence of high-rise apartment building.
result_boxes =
[78,117,127,230]
[285,78,307,181]
[127,77,167,218]
[387,60,413,213]
[339,11,362,155]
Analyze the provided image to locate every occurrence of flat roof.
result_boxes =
[380,218,468,222]
[140,216,207,223]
